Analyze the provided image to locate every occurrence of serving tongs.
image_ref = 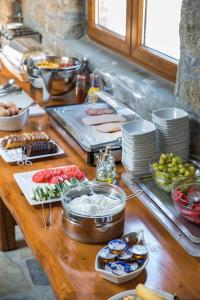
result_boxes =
[41,201,52,229]
[0,84,22,97]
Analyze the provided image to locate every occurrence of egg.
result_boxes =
[0,102,6,108]
[0,108,9,117]
[7,107,16,116]
[6,101,15,108]
[15,107,19,115]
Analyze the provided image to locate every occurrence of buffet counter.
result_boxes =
[0,65,200,300]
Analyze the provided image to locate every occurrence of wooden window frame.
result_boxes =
[88,0,132,55]
[88,0,178,82]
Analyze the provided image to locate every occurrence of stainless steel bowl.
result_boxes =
[61,182,126,244]
[25,55,85,99]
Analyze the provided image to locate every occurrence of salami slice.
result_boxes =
[85,108,114,116]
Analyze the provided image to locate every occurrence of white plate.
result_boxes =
[0,140,64,163]
[108,288,174,300]
[13,166,86,206]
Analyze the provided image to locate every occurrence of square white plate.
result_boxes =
[13,166,86,206]
[0,139,64,163]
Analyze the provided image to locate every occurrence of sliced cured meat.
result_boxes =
[82,114,120,126]
[85,108,114,116]
[95,122,121,133]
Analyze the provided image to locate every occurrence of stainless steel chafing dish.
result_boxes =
[24,55,86,100]
[46,103,122,165]
[61,181,126,244]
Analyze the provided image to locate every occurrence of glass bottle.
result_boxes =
[75,74,86,103]
[87,74,101,103]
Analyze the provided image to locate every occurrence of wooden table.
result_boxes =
[0,65,200,300]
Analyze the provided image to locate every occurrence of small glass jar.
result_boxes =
[96,160,113,183]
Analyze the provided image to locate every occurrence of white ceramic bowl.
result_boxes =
[153,107,188,122]
[0,109,29,131]
[122,119,156,137]
[95,252,149,284]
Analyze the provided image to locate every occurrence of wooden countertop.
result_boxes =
[0,65,200,300]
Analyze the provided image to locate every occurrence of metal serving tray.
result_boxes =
[46,104,122,152]
[122,172,200,257]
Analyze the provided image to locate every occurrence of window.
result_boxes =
[143,0,182,60]
[96,0,127,37]
[88,0,182,82]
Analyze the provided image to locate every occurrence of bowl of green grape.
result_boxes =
[150,153,200,192]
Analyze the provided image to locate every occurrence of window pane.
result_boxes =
[143,0,182,60]
[95,0,127,37]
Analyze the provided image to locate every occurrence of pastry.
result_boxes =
[0,132,49,149]
[23,141,58,157]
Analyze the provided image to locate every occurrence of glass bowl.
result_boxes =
[149,156,200,193]
[61,181,127,218]
[171,180,200,225]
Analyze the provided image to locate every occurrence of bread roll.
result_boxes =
[136,284,166,300]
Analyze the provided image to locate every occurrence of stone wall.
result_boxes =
[0,0,21,23]
[21,0,85,53]
[176,0,200,113]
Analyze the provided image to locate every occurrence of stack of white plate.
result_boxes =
[121,119,157,175]
[152,108,189,159]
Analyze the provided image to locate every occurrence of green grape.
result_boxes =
[173,166,179,173]
[189,166,195,172]
[161,154,167,160]
[159,158,165,165]
[152,162,159,169]
[172,157,177,164]
[159,165,164,171]
[179,168,185,174]
[185,170,190,177]
[168,168,174,173]
[167,163,173,168]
